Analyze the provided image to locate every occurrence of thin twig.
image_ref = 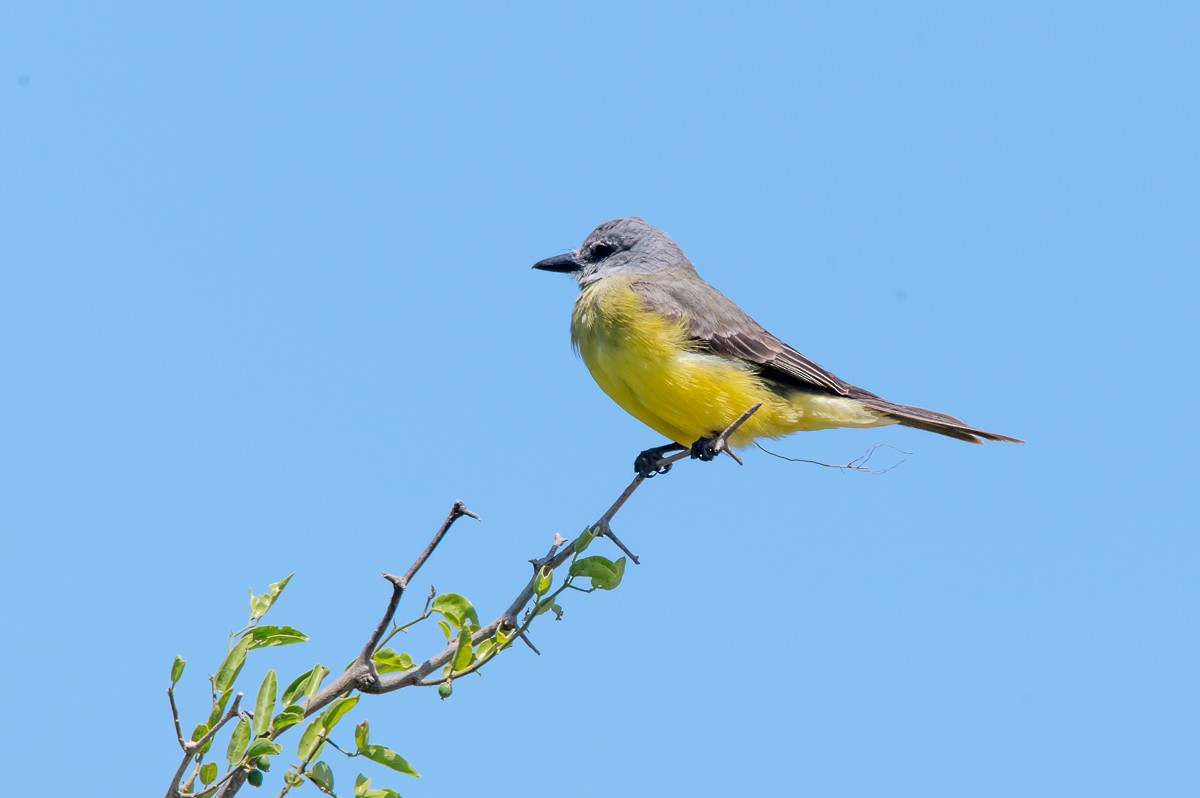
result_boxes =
[359,500,480,664]
[168,686,186,749]
[166,693,242,798]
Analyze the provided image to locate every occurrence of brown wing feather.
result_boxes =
[631,276,851,396]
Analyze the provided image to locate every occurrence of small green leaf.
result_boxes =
[246,739,280,760]
[297,718,328,762]
[253,670,277,736]
[250,573,294,622]
[355,774,399,798]
[355,720,369,751]
[171,655,186,684]
[436,619,452,640]
[282,665,328,706]
[199,762,217,786]
[475,639,495,662]
[372,648,414,674]
[191,723,209,742]
[533,597,557,616]
[284,769,305,787]
[452,628,474,671]
[272,705,305,731]
[245,625,309,649]
[359,744,420,777]
[309,761,334,793]
[208,688,233,727]
[320,694,360,730]
[438,680,453,700]
[226,718,251,767]
[215,634,253,693]
[432,593,480,629]
[574,526,596,554]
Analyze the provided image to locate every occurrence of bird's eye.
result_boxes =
[590,241,617,260]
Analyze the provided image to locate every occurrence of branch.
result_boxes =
[200,405,763,797]
[165,692,243,798]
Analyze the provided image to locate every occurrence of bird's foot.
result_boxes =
[689,434,724,462]
[634,443,684,477]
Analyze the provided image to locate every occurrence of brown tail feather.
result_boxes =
[854,396,1024,445]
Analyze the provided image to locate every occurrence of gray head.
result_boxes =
[532,217,694,287]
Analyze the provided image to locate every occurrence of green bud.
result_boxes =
[535,565,553,595]
[574,527,596,554]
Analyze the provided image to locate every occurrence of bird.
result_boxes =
[533,217,1021,475]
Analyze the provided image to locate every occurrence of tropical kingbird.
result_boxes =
[534,217,1021,474]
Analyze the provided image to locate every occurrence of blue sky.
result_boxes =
[3,3,1197,796]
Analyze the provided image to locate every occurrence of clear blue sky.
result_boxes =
[3,4,1197,796]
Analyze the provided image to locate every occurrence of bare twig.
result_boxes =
[360,500,480,664]
[168,686,186,749]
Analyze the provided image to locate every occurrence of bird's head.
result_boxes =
[532,217,693,287]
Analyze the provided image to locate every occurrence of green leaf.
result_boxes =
[355,720,369,751]
[253,670,277,736]
[432,593,480,629]
[282,665,328,706]
[475,639,495,662]
[208,688,233,727]
[574,526,596,554]
[355,774,400,798]
[245,625,309,649]
[215,634,253,693]
[452,628,474,671]
[284,769,305,787]
[198,761,217,786]
[246,739,280,760]
[191,723,209,742]
[272,705,305,731]
[309,761,334,793]
[297,718,328,762]
[372,648,414,674]
[171,655,186,684]
[226,718,251,767]
[320,694,360,730]
[570,555,625,590]
[533,597,558,617]
[359,744,420,777]
[249,573,294,622]
[436,619,453,640]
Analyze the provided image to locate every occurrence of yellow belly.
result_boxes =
[570,277,890,447]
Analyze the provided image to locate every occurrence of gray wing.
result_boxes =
[631,275,853,397]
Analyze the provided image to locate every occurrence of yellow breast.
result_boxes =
[569,275,891,447]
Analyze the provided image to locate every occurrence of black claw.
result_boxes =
[634,448,673,478]
[689,436,721,462]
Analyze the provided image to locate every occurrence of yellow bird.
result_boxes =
[534,217,1021,474]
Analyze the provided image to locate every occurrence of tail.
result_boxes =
[853,393,1023,445]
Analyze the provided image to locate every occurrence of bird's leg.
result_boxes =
[633,442,685,477]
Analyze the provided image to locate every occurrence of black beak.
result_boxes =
[532,252,584,273]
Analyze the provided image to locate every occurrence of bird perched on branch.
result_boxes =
[534,217,1021,475]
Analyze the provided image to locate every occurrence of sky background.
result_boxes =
[3,3,1198,797]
